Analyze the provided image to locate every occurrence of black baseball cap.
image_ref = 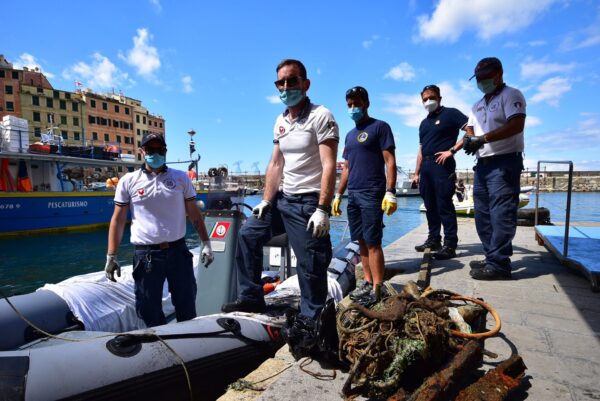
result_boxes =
[469,57,503,80]
[141,133,166,147]
[345,86,369,102]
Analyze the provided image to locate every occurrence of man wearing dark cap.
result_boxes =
[105,132,215,327]
[412,85,468,260]
[333,86,397,301]
[463,57,526,280]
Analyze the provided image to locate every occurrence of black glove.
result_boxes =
[463,135,486,156]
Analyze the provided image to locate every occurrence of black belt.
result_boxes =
[134,237,186,250]
[478,152,522,165]
[422,155,437,161]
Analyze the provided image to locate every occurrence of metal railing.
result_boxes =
[536,161,573,257]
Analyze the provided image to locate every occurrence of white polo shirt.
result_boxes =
[467,85,526,158]
[114,167,196,245]
[273,100,339,195]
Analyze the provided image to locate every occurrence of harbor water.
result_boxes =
[1,192,599,297]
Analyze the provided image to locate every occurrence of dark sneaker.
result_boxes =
[470,267,512,281]
[469,259,487,270]
[349,280,373,301]
[433,246,456,260]
[415,238,442,252]
[221,299,266,313]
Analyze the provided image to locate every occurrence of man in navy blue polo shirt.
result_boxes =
[333,86,397,301]
[463,57,526,280]
[412,85,467,259]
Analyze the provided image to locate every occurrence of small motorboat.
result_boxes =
[419,189,530,216]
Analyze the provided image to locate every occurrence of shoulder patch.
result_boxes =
[327,121,337,130]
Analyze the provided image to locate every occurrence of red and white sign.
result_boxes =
[210,221,231,239]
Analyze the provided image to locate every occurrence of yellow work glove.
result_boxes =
[381,191,397,216]
[332,193,342,217]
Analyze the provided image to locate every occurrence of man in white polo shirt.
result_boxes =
[463,57,526,281]
[222,59,338,346]
[105,133,214,327]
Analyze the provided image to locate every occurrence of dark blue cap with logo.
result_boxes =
[469,57,503,81]
[141,133,166,147]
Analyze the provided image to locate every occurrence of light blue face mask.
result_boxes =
[279,89,304,107]
[348,107,364,122]
[144,153,166,169]
[477,78,497,94]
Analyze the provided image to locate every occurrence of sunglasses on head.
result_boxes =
[346,86,368,98]
[274,76,302,89]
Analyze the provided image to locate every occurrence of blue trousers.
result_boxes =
[473,153,523,273]
[235,192,332,319]
[419,158,458,248]
[132,241,197,327]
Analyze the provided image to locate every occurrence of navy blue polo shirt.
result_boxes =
[419,106,468,156]
[343,118,395,192]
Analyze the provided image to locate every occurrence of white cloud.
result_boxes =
[62,53,129,90]
[120,28,161,79]
[525,116,542,127]
[528,40,547,47]
[416,0,557,42]
[384,62,416,82]
[520,59,576,80]
[362,35,380,49]
[150,0,162,13]
[266,95,281,104]
[383,81,474,128]
[530,76,572,106]
[181,75,193,93]
[560,10,600,51]
[13,53,55,78]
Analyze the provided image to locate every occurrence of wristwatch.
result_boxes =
[450,147,457,154]
[386,187,397,194]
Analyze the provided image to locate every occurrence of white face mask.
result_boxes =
[423,99,439,113]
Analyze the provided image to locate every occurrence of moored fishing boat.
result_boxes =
[419,188,530,216]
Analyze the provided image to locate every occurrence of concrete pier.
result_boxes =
[219,219,600,401]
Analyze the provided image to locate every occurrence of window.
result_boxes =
[125,107,130,115]
[137,129,140,136]
[0,70,4,78]
[72,102,78,112]
[59,100,66,110]
[74,132,80,141]
[5,85,13,94]
[73,117,79,126]
[90,99,96,108]
[143,116,146,124]
[6,101,14,112]
[137,140,141,147]
[88,115,96,124]
[114,105,120,113]
[104,133,110,141]
[92,132,98,140]
[34,127,41,137]
[61,131,68,140]
[60,115,67,125]
[65,93,71,100]
[37,87,43,93]
[102,102,107,110]
[32,95,39,106]
[33,112,41,122]
[116,135,121,143]
[48,114,55,123]
[113,120,118,127]
[46,98,53,108]
[159,122,163,128]
[53,91,59,99]
[12,71,18,79]
[137,154,142,161]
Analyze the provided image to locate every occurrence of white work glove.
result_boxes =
[332,193,342,217]
[105,254,121,282]
[307,208,330,238]
[381,191,398,216]
[252,200,272,220]
[201,242,214,268]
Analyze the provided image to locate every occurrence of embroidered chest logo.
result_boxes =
[357,132,369,143]
[163,178,176,189]
[137,188,145,196]
[278,126,285,136]
[489,102,499,112]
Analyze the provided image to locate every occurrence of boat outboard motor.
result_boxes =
[195,167,246,315]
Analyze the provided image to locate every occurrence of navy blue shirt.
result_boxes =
[343,118,395,192]
[419,106,468,156]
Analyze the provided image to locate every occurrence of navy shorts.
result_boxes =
[347,190,385,246]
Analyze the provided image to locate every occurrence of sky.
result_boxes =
[4,0,600,175]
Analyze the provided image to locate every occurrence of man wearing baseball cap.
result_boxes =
[105,132,215,327]
[463,57,526,280]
